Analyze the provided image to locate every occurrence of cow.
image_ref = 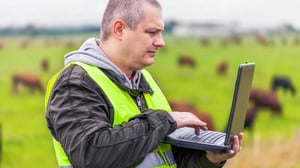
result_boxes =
[177,55,196,68]
[244,103,260,131]
[271,75,296,96]
[244,87,285,131]
[41,58,50,72]
[216,60,228,75]
[168,100,216,131]
[249,88,282,115]
[12,72,44,94]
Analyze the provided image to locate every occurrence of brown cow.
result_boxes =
[12,72,44,94]
[177,55,196,68]
[249,88,282,115]
[41,58,50,72]
[216,60,228,75]
[168,100,216,131]
[244,103,260,130]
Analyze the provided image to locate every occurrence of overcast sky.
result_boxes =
[1,0,300,28]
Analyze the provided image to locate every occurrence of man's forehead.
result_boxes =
[140,5,164,29]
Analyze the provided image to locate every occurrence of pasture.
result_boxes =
[0,33,300,168]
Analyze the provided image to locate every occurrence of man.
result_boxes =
[45,0,243,167]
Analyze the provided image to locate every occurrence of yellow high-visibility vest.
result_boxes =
[45,62,177,168]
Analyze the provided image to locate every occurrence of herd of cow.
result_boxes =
[10,55,296,133]
[171,75,296,132]
[175,54,296,131]
[197,35,300,47]
[177,55,228,75]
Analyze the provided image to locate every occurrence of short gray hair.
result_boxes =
[100,0,162,41]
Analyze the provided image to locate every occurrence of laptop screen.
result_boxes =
[224,62,255,144]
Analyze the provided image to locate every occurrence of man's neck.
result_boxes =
[98,40,135,78]
[128,71,137,80]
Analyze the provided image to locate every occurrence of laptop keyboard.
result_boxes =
[178,130,226,145]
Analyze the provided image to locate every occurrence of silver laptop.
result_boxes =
[164,62,255,152]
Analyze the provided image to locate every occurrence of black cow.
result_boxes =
[271,75,296,96]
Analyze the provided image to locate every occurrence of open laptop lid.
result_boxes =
[224,62,255,145]
[163,62,255,152]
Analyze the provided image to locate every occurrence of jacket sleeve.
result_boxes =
[46,66,177,168]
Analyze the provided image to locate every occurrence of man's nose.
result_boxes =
[154,35,165,47]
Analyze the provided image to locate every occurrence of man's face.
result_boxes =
[122,3,165,71]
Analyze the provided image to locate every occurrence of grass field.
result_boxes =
[0,33,300,168]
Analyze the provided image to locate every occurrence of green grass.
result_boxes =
[1,33,300,167]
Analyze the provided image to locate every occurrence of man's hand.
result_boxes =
[206,133,243,163]
[169,111,208,135]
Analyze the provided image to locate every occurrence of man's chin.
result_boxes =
[141,61,154,69]
[146,59,155,66]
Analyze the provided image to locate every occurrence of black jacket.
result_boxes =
[46,65,224,168]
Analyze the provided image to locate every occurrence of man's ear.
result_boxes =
[112,19,126,40]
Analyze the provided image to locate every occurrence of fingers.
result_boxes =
[206,132,244,163]
[229,133,243,154]
[193,125,208,135]
[170,111,207,129]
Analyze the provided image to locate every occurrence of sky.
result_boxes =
[1,0,300,29]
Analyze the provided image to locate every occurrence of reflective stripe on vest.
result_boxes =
[45,62,176,167]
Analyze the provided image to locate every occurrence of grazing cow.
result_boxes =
[216,60,228,75]
[271,75,296,96]
[41,58,50,72]
[249,88,282,115]
[12,72,44,94]
[244,103,260,130]
[168,100,216,131]
[177,55,196,68]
